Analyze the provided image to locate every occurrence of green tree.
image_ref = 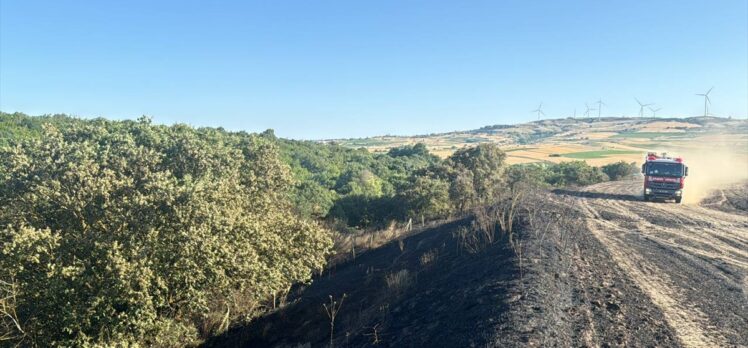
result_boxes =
[505,163,552,189]
[446,144,507,210]
[401,175,451,221]
[547,161,609,186]
[602,161,638,181]
[0,119,332,346]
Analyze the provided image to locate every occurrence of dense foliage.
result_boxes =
[602,161,639,181]
[0,117,332,346]
[0,112,626,345]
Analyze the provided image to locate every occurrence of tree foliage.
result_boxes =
[545,161,609,187]
[0,118,332,346]
[602,161,639,181]
[0,112,628,345]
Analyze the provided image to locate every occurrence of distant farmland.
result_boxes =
[562,150,642,159]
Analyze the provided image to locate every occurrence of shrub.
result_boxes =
[0,119,332,346]
[602,161,639,180]
[547,161,609,187]
[419,249,438,266]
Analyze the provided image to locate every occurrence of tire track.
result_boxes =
[577,197,730,347]
[564,179,748,347]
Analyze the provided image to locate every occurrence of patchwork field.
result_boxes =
[330,117,748,166]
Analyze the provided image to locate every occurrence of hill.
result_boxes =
[332,116,748,166]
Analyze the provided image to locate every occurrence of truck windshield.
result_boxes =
[646,162,684,177]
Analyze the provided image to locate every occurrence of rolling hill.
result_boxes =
[330,116,748,166]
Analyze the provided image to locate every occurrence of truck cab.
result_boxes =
[641,152,688,203]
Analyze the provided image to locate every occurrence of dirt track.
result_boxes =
[557,180,748,347]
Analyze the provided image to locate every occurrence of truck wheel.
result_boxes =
[643,195,649,202]
[675,197,682,204]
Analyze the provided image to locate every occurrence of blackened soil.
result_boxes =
[205,180,746,347]
[204,219,520,347]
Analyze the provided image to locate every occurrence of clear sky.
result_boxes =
[1,1,746,139]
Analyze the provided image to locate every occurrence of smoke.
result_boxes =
[669,144,748,204]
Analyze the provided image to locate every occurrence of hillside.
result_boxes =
[333,117,748,166]
[2,112,746,346]
[206,179,748,347]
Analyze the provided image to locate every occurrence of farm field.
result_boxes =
[332,117,748,166]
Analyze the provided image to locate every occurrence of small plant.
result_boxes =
[322,294,346,348]
[385,269,412,294]
[454,225,482,254]
[364,324,382,345]
[419,249,438,266]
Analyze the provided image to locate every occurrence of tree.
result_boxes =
[401,175,451,221]
[446,144,507,210]
[387,143,430,157]
[0,120,332,346]
[547,161,609,187]
[602,161,638,181]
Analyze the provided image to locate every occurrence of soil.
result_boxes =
[205,179,748,347]
[556,180,748,347]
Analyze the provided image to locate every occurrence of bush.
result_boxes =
[546,161,609,187]
[0,119,332,346]
[602,161,639,180]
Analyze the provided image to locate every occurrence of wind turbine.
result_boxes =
[595,98,606,121]
[573,108,577,119]
[649,106,662,118]
[696,87,713,116]
[635,98,652,118]
[584,103,596,118]
[531,103,545,120]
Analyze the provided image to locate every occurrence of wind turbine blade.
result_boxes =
[706,86,713,95]
[635,98,642,105]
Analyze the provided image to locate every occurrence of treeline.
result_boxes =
[279,134,636,228]
[0,113,637,346]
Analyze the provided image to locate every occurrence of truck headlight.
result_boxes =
[645,188,652,194]
[675,190,682,196]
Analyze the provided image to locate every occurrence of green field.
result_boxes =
[562,149,642,159]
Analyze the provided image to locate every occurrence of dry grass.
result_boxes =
[385,269,413,294]
[330,218,456,266]
[419,249,438,266]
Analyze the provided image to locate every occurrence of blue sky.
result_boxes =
[1,1,746,139]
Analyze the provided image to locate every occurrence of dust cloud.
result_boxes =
[672,145,748,204]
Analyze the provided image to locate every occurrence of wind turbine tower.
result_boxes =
[595,98,605,121]
[584,103,596,118]
[531,103,545,121]
[635,98,652,118]
[696,87,713,116]
[649,106,662,118]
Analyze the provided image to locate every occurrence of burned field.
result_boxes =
[207,179,748,347]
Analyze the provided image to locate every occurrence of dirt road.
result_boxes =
[558,180,748,347]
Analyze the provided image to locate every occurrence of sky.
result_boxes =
[1,1,746,139]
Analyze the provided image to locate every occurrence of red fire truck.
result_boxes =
[641,152,689,203]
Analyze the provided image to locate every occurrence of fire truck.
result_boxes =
[641,152,689,203]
